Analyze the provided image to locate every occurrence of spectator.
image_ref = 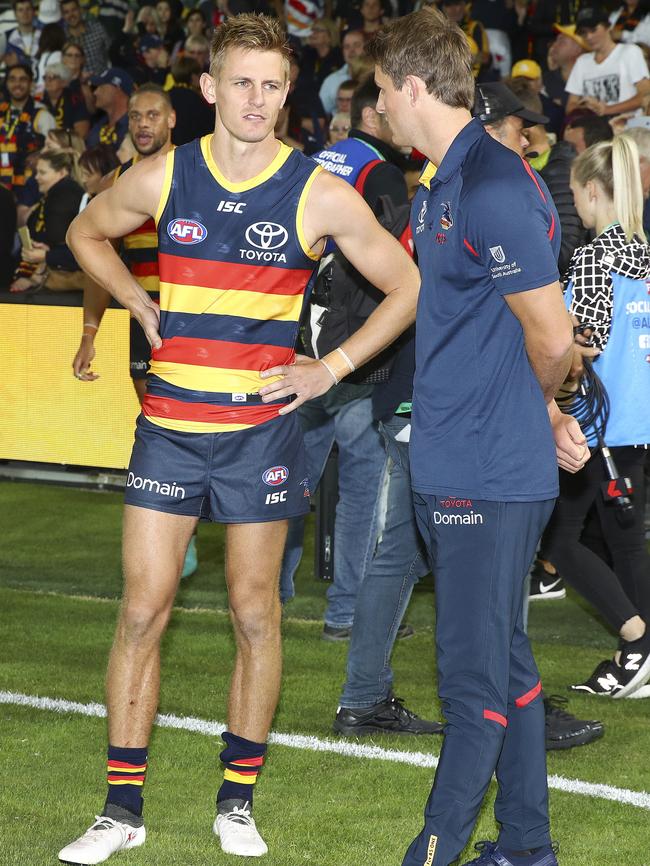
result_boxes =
[545,135,650,699]
[167,56,215,144]
[277,53,327,153]
[511,58,565,135]
[565,5,650,118]
[440,0,491,79]
[60,0,111,76]
[334,78,355,116]
[61,40,94,115]
[77,143,120,204]
[300,18,343,90]
[10,150,84,293]
[285,0,324,40]
[98,0,130,42]
[474,80,548,155]
[359,0,385,40]
[545,23,587,107]
[42,60,91,139]
[138,34,169,85]
[563,113,614,154]
[155,0,185,54]
[34,22,65,95]
[610,0,650,44]
[5,0,41,68]
[184,8,208,39]
[327,109,350,145]
[319,28,365,116]
[183,34,210,71]
[521,0,579,65]
[135,5,163,38]
[472,0,516,77]
[0,63,55,197]
[0,184,18,288]
[86,67,133,150]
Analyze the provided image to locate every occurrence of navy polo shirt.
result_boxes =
[410,118,561,502]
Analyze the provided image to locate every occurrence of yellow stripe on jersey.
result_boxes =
[200,135,293,193]
[136,275,159,293]
[145,415,255,433]
[159,282,303,322]
[149,360,284,394]
[155,149,175,226]
[296,165,324,261]
[123,232,158,249]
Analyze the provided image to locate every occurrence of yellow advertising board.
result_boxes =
[0,303,140,469]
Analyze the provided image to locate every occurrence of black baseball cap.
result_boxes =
[473,82,549,127]
[575,6,610,33]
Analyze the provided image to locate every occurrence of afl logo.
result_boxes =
[245,222,288,250]
[167,218,208,244]
[262,465,289,486]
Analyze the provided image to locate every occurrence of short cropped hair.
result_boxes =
[129,82,173,109]
[350,77,380,128]
[565,114,614,148]
[367,8,474,110]
[209,13,291,81]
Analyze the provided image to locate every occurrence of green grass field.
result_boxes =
[1,481,649,866]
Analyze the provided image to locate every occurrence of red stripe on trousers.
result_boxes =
[483,709,507,727]
[152,336,294,371]
[515,680,542,708]
[142,395,281,426]
[158,252,311,295]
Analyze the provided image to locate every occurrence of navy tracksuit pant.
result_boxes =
[403,495,555,866]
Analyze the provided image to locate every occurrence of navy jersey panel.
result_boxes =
[125,414,311,523]
[410,119,560,502]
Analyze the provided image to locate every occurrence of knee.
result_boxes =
[229,592,280,647]
[117,601,171,645]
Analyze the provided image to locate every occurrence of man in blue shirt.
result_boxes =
[369,11,589,866]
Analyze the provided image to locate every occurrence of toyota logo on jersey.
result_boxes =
[245,222,289,250]
[167,218,208,244]
[262,465,289,486]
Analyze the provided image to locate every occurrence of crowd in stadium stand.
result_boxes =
[2,0,650,717]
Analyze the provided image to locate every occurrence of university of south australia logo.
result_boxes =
[167,218,207,244]
[489,245,506,263]
[245,222,288,250]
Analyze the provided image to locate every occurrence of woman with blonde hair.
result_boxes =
[543,134,650,698]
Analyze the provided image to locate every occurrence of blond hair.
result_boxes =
[572,136,646,242]
[209,13,291,81]
[366,8,474,110]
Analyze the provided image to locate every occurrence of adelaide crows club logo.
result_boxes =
[440,202,453,230]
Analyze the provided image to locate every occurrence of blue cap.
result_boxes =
[140,34,163,52]
[89,67,134,95]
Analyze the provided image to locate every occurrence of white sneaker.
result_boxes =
[213,802,268,857]
[58,816,146,864]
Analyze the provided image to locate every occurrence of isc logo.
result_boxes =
[265,490,288,505]
[262,465,289,486]
[217,200,246,213]
[167,218,208,244]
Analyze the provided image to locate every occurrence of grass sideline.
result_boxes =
[1,482,650,865]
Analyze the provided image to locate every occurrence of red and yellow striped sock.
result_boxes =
[106,745,148,817]
[217,731,267,807]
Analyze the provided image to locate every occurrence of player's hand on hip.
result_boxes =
[134,301,162,350]
[72,336,99,381]
[551,411,590,473]
[259,354,336,414]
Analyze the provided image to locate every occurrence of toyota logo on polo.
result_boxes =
[245,222,288,250]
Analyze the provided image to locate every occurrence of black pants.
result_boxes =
[544,446,650,631]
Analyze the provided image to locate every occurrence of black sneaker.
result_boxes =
[322,622,414,642]
[529,561,566,601]
[543,694,604,750]
[615,629,650,698]
[333,694,443,736]
[570,659,624,696]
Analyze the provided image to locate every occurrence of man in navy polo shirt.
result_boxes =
[369,11,590,866]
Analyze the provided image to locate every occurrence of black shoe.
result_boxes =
[543,694,604,750]
[333,694,443,736]
[570,659,624,696]
[615,629,650,698]
[529,561,566,601]
[322,622,414,642]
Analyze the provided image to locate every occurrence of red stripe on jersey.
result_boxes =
[483,709,507,727]
[131,260,159,277]
[129,219,157,236]
[464,238,479,256]
[142,395,281,425]
[158,253,311,295]
[152,336,294,370]
[515,680,542,708]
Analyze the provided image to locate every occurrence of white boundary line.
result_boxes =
[2,690,650,811]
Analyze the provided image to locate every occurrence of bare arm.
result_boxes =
[505,282,589,472]
[66,154,167,348]
[259,170,420,412]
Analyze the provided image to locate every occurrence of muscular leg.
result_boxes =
[106,505,197,746]
[225,520,288,742]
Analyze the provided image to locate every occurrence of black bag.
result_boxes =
[301,162,412,384]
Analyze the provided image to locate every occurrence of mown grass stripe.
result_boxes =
[2,690,649,811]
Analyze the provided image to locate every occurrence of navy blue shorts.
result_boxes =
[125,413,312,523]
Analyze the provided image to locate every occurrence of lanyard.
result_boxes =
[0,105,22,142]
